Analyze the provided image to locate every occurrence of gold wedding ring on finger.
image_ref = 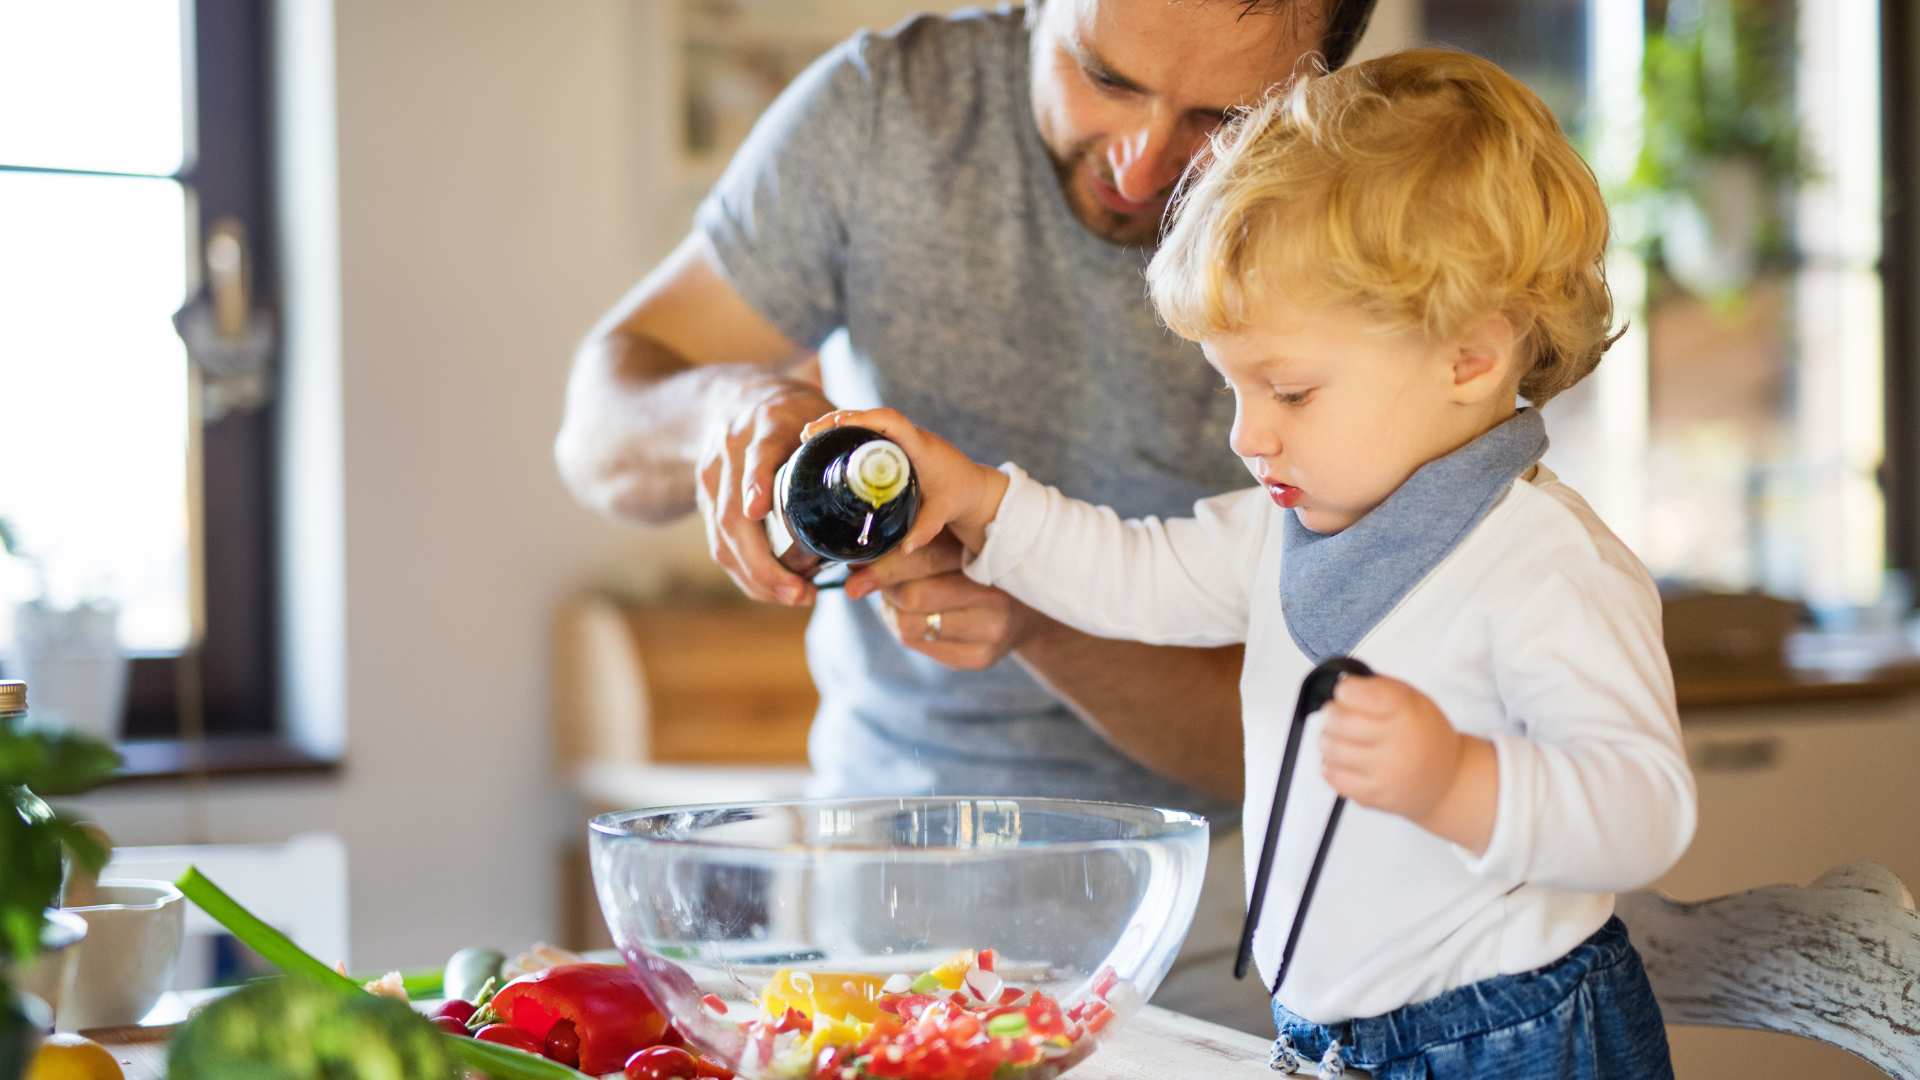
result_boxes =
[923,611,943,642]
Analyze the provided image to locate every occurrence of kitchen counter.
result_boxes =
[1675,654,1920,710]
[90,998,1283,1079]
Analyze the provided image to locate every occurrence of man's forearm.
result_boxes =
[1014,621,1244,801]
[555,330,774,524]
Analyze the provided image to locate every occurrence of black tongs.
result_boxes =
[1233,656,1374,996]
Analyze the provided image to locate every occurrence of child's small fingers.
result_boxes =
[1321,762,1369,802]
[904,488,973,553]
[1323,701,1390,734]
[1320,730,1351,764]
[901,515,948,557]
[834,407,917,444]
[1320,714,1386,748]
[801,411,855,440]
[1333,674,1402,713]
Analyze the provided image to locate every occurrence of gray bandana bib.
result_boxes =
[1279,409,1549,661]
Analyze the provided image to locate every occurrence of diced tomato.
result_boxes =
[1090,966,1119,1001]
[975,949,996,973]
[1026,997,1066,1037]
[474,1023,545,1055]
[814,1046,849,1075]
[891,992,938,1019]
[623,1045,699,1080]
[543,1019,582,1068]
[945,1012,980,1042]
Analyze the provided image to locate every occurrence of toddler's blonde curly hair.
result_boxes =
[1148,48,1622,405]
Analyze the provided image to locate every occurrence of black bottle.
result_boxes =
[764,425,920,578]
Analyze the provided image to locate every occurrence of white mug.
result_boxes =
[57,880,185,1031]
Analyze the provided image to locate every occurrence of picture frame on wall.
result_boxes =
[663,0,982,187]
[672,0,842,179]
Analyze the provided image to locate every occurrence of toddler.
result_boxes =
[812,48,1695,1080]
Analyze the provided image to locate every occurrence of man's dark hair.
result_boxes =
[1239,0,1382,70]
[1312,0,1380,69]
[1027,1,1383,72]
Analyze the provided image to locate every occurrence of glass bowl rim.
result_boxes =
[588,795,1209,859]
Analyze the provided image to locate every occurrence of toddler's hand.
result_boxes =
[1319,675,1469,826]
[801,408,1009,554]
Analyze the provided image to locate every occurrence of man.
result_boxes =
[556,0,1378,1034]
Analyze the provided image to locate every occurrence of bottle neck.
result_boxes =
[843,440,911,508]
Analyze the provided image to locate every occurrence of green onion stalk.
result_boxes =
[175,866,589,1080]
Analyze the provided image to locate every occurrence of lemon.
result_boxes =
[26,1033,124,1080]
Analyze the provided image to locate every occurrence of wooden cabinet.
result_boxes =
[551,593,817,768]
[1667,700,1920,899]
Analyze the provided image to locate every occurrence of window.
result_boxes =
[0,0,276,742]
[1423,0,1901,614]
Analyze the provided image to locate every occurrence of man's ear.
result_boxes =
[1449,312,1522,404]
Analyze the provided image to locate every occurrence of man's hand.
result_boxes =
[843,534,1042,671]
[1319,675,1498,853]
[695,377,836,606]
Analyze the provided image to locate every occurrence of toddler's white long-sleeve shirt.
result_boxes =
[964,464,1697,1023]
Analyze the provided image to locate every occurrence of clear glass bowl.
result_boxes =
[590,797,1209,1080]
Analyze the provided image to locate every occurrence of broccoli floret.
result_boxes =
[168,977,457,1079]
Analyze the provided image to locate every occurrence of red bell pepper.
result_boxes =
[490,962,671,1075]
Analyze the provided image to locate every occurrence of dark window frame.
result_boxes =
[1882,0,1918,585]
[127,0,278,740]
[2,0,279,741]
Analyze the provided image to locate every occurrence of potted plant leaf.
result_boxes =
[1620,0,1818,301]
[0,679,119,1079]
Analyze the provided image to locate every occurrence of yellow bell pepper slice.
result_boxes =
[761,969,891,1024]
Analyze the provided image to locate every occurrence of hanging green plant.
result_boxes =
[1619,0,1820,300]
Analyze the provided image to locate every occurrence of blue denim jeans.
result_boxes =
[1269,918,1674,1079]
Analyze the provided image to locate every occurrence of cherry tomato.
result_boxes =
[543,1018,582,1068]
[624,1045,699,1080]
[432,999,477,1025]
[474,1023,545,1055]
[429,1015,470,1037]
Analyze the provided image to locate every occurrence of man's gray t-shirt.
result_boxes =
[696,7,1244,820]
